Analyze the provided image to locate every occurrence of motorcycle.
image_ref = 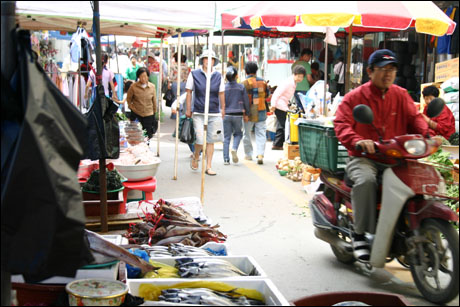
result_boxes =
[310,98,459,304]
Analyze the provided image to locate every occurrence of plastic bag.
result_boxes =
[179,117,196,144]
[266,114,277,132]
[441,77,459,93]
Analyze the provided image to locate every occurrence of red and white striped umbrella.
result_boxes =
[222,1,456,36]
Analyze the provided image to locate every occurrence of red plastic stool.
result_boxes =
[121,177,157,213]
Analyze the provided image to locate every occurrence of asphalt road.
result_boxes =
[144,105,459,306]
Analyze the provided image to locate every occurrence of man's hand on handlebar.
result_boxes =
[356,139,376,154]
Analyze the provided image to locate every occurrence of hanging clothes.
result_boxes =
[83,85,120,160]
[437,6,455,54]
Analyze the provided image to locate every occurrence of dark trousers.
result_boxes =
[129,111,157,138]
[273,108,287,148]
[336,83,345,96]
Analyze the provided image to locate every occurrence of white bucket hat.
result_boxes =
[199,50,219,65]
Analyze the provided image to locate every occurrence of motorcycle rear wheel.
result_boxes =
[410,219,459,304]
[331,245,355,264]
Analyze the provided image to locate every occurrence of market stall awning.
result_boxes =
[221,1,456,36]
[16,1,218,37]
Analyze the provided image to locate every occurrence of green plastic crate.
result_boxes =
[298,123,349,172]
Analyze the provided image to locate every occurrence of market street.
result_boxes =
[148,105,459,306]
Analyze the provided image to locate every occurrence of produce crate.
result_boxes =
[128,278,289,306]
[298,122,348,172]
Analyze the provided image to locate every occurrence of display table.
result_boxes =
[121,177,157,213]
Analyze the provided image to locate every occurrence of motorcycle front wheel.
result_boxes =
[410,219,459,304]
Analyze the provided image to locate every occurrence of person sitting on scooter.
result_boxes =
[333,49,430,262]
[421,85,456,140]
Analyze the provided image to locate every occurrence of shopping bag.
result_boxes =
[179,117,196,144]
[266,114,277,132]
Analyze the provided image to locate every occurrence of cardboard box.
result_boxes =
[283,143,300,160]
[435,57,459,83]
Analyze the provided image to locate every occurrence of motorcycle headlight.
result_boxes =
[404,140,426,156]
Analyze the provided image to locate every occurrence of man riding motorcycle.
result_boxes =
[333,49,430,262]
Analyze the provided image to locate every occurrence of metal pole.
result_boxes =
[222,30,225,77]
[157,36,164,157]
[173,32,182,180]
[93,1,108,233]
[423,34,428,84]
[345,25,352,94]
[1,1,16,303]
[323,41,328,116]
[200,31,214,204]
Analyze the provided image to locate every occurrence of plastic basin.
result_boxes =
[114,160,161,182]
[292,291,410,306]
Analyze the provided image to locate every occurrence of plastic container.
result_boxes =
[289,113,299,143]
[292,291,410,306]
[66,279,128,306]
[298,122,348,172]
[114,161,161,182]
[12,282,66,306]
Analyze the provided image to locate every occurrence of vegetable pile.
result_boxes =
[82,167,124,192]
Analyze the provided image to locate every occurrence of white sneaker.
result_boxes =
[231,150,239,163]
[224,160,230,165]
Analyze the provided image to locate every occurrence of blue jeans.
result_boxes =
[223,115,243,161]
[243,120,267,157]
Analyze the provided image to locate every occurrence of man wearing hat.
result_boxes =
[185,50,225,176]
[333,49,429,262]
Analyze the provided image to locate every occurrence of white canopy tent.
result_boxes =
[16,1,220,204]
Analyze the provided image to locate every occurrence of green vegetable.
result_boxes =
[82,169,124,192]
[116,112,128,122]
[448,132,459,146]
[426,148,454,182]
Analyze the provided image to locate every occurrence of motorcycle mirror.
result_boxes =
[353,104,374,125]
[426,98,445,118]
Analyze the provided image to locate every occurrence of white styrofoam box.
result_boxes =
[447,101,459,113]
[127,278,290,306]
[453,111,459,121]
[444,92,459,104]
[126,256,267,287]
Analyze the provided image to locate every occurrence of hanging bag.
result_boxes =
[179,117,196,144]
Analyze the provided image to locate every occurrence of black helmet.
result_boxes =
[226,66,237,82]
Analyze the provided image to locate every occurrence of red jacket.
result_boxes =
[423,104,456,140]
[334,82,429,157]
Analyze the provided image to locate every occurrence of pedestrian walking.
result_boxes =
[223,66,249,165]
[242,61,269,164]
[271,65,306,150]
[185,50,225,176]
[126,67,157,139]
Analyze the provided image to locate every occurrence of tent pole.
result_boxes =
[423,34,428,84]
[93,1,108,233]
[1,1,16,303]
[323,40,328,116]
[173,31,182,180]
[222,30,225,77]
[345,25,352,94]
[157,35,164,157]
[201,31,214,204]
[115,35,119,74]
